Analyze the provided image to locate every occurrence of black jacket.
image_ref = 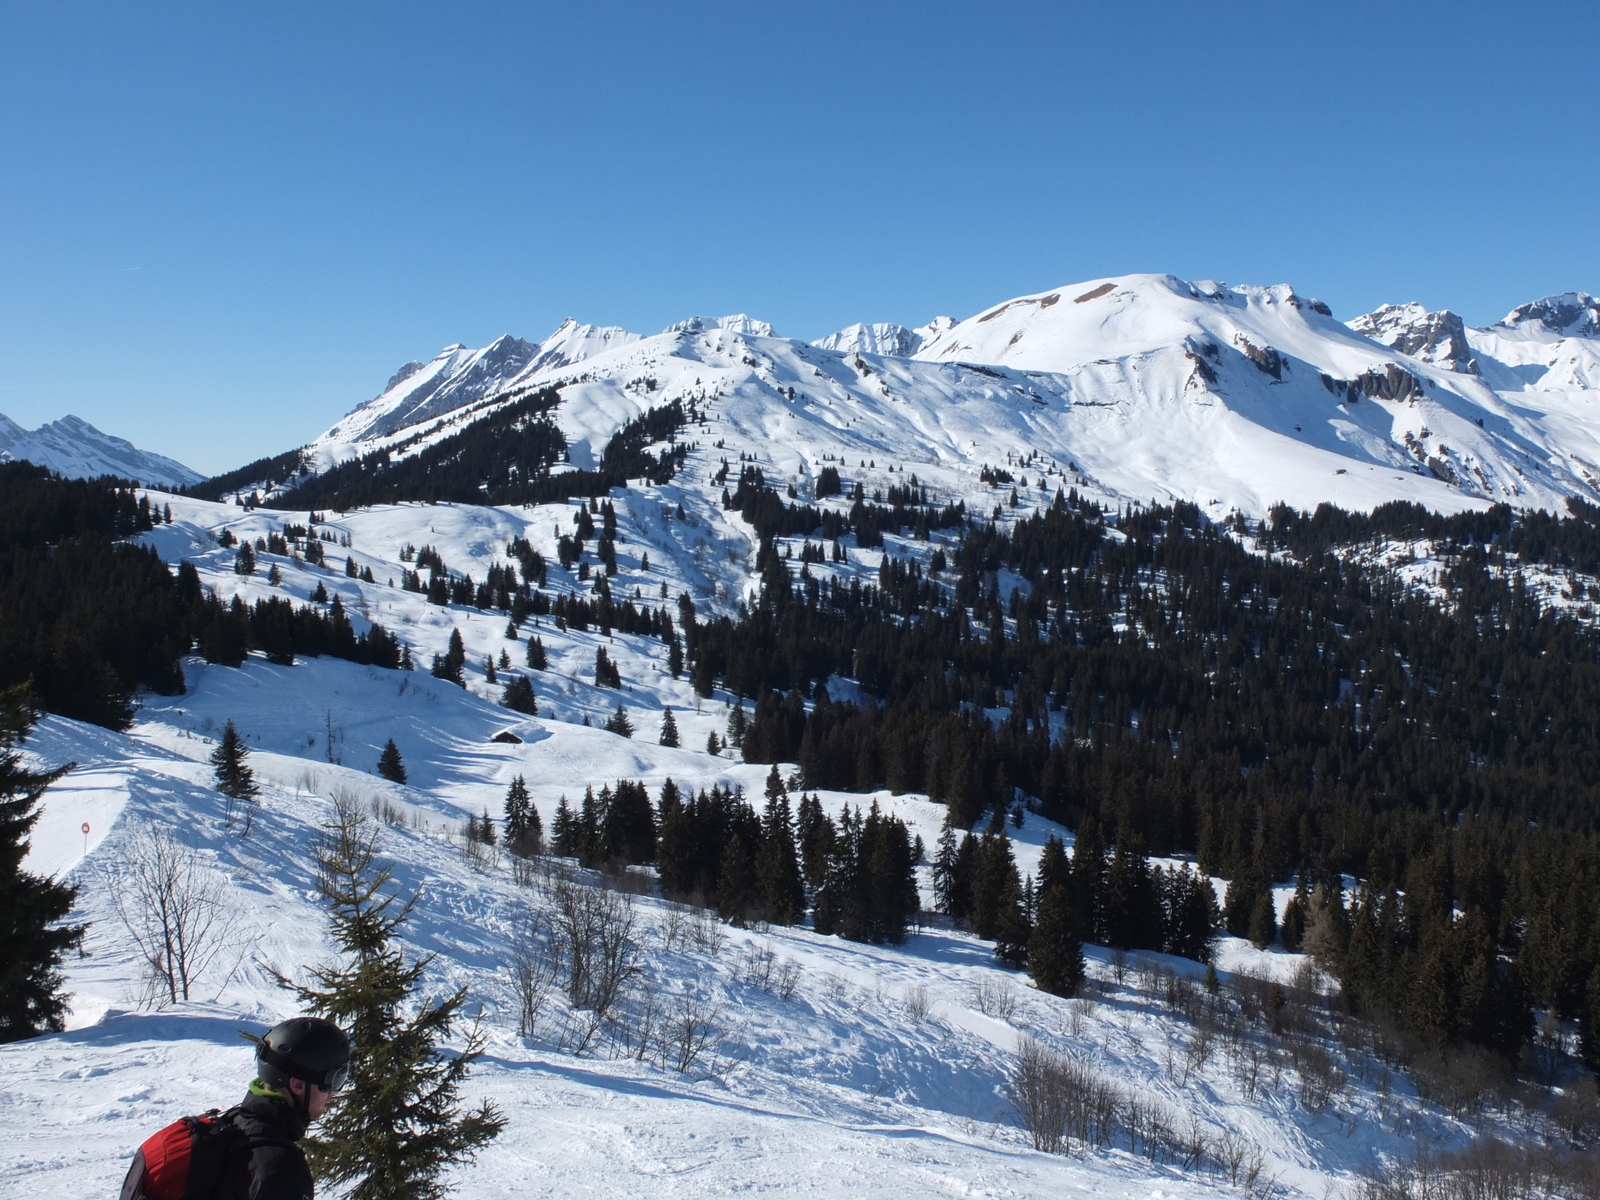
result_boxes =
[120,1090,313,1200]
[214,1091,314,1200]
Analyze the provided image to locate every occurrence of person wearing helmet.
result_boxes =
[222,1016,352,1200]
[122,1016,351,1200]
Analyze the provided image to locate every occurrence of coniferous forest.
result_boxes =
[676,482,1600,1068]
[0,464,406,729]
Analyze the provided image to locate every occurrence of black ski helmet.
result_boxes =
[256,1017,351,1093]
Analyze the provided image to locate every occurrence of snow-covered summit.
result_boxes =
[663,314,777,337]
[1496,291,1600,338]
[321,335,540,447]
[0,411,203,487]
[1348,303,1478,375]
[813,322,925,357]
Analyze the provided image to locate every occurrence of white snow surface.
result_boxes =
[0,412,203,487]
[270,273,1600,524]
[3,490,1524,1197]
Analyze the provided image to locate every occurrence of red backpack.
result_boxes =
[119,1107,291,1200]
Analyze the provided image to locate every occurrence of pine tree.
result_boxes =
[706,730,722,756]
[211,719,260,834]
[1028,884,1084,997]
[431,629,466,687]
[0,687,82,1041]
[603,705,634,737]
[1280,873,1310,952]
[594,647,621,688]
[282,803,504,1199]
[716,835,757,925]
[667,635,683,679]
[483,656,496,685]
[376,739,406,784]
[235,541,256,575]
[756,766,804,925]
[601,779,656,864]
[1248,890,1278,949]
[658,707,680,747]
[503,776,534,855]
[525,637,547,670]
[501,675,537,715]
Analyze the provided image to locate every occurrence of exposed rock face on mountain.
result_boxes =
[1349,303,1478,374]
[1497,291,1600,338]
[0,412,203,486]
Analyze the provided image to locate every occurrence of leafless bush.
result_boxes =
[688,903,724,956]
[973,976,1018,1020]
[1064,997,1091,1038]
[368,794,406,827]
[551,874,643,1012]
[1294,1041,1347,1112]
[737,942,801,998]
[903,984,932,1021]
[663,993,722,1074]
[1358,1138,1600,1200]
[507,903,558,1039]
[1551,1077,1600,1145]
[1411,1045,1507,1119]
[113,825,241,1006]
[1010,1036,1075,1153]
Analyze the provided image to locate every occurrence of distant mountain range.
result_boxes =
[0,412,202,488]
[248,274,1600,519]
[18,275,1600,518]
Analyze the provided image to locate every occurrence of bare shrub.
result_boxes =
[1009,1036,1074,1153]
[688,903,724,956]
[737,942,802,998]
[1357,1137,1600,1200]
[507,903,558,1039]
[1294,1041,1346,1112]
[663,994,722,1074]
[973,976,1018,1020]
[368,794,406,827]
[903,984,932,1021]
[545,873,643,1053]
[112,825,240,1006]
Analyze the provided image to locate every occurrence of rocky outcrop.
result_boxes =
[1350,303,1478,374]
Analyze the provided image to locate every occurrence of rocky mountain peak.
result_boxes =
[1349,303,1478,374]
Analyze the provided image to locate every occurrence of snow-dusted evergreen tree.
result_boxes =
[603,704,633,737]
[0,686,82,1042]
[376,739,406,784]
[211,720,259,833]
[284,803,504,1199]
[502,675,537,715]
[756,765,803,925]
[658,707,679,747]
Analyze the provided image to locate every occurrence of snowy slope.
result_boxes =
[0,411,203,487]
[0,487,1548,1197]
[258,273,1600,531]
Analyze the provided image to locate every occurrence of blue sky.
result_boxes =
[2,2,1596,473]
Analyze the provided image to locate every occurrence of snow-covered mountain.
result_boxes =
[271,273,1600,524]
[0,411,203,487]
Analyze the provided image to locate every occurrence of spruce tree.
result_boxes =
[603,704,633,737]
[756,766,804,925]
[211,720,260,833]
[1248,890,1278,949]
[658,707,680,747]
[716,835,757,925]
[376,739,406,784]
[0,687,83,1041]
[283,803,504,1199]
[235,541,256,575]
[526,637,547,670]
[1028,884,1084,997]
[594,647,621,688]
[501,675,537,715]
